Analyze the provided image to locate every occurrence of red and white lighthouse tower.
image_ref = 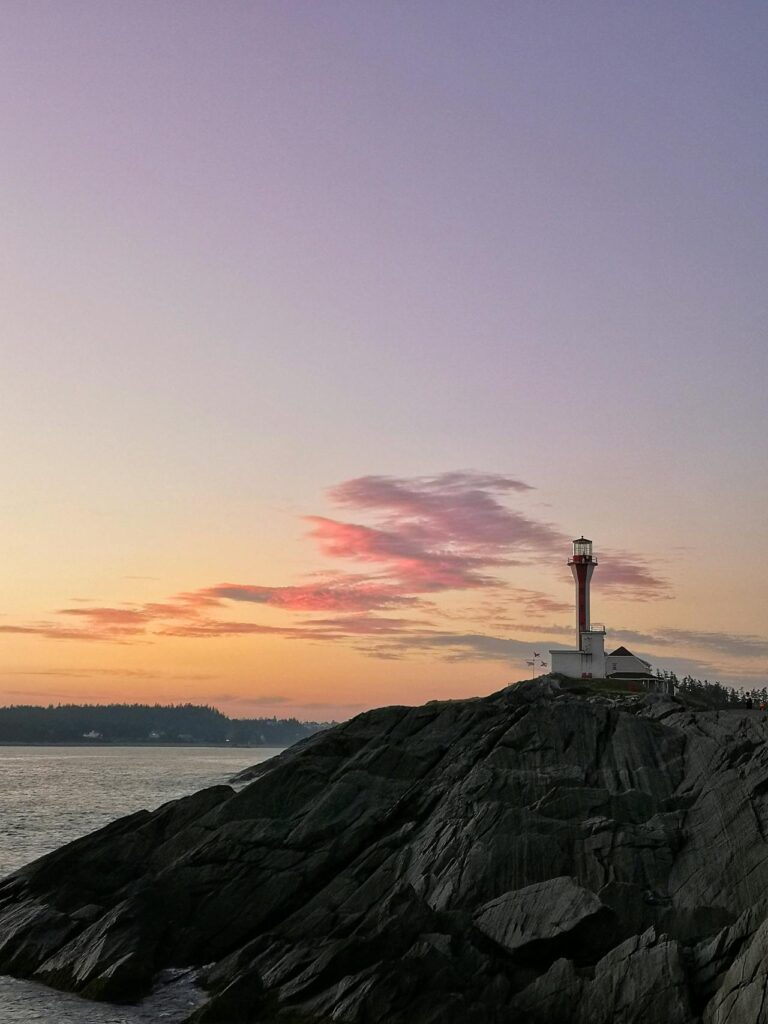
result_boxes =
[550,536,607,678]
[569,536,596,650]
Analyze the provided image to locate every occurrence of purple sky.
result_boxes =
[1,2,767,715]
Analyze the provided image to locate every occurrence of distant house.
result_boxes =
[605,646,654,681]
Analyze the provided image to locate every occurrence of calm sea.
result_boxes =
[0,744,281,1022]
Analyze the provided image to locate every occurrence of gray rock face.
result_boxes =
[2,679,768,1021]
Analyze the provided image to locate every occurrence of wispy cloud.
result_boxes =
[305,516,503,591]
[596,552,670,599]
[304,614,432,635]
[2,688,96,700]
[353,630,537,663]
[457,591,573,623]
[4,667,153,678]
[198,575,422,612]
[99,471,575,637]
[58,607,151,625]
[0,622,144,643]
[157,620,299,639]
[3,668,217,681]
[612,626,768,660]
[210,692,294,706]
[320,472,567,587]
[1,471,674,657]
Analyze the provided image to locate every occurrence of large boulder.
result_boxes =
[474,875,612,960]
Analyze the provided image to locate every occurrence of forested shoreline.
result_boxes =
[0,702,331,746]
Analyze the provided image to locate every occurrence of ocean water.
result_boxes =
[0,744,281,1022]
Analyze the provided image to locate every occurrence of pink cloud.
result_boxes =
[199,575,421,612]
[169,592,225,610]
[596,550,670,599]
[305,517,499,591]
[328,472,565,554]
[142,600,215,618]
[58,607,151,624]
[0,595,214,643]
[294,472,577,599]
[1,471,671,652]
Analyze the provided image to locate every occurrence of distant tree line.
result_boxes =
[656,670,768,710]
[0,702,332,746]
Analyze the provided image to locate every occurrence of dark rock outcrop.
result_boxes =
[3,678,768,1021]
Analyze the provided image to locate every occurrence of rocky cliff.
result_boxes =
[2,678,768,1023]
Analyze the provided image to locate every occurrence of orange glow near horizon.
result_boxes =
[2,472,766,720]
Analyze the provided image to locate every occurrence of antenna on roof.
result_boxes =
[526,654,548,679]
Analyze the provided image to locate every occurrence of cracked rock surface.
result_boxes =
[2,678,768,1021]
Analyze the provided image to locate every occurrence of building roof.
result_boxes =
[605,671,656,680]
[608,646,635,658]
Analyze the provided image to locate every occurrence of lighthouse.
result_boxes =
[569,536,596,648]
[549,536,606,679]
[549,536,655,682]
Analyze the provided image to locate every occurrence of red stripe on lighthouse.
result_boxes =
[575,563,589,635]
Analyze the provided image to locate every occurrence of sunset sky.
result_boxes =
[2,2,767,719]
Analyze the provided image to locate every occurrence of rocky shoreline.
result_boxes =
[2,677,768,1022]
